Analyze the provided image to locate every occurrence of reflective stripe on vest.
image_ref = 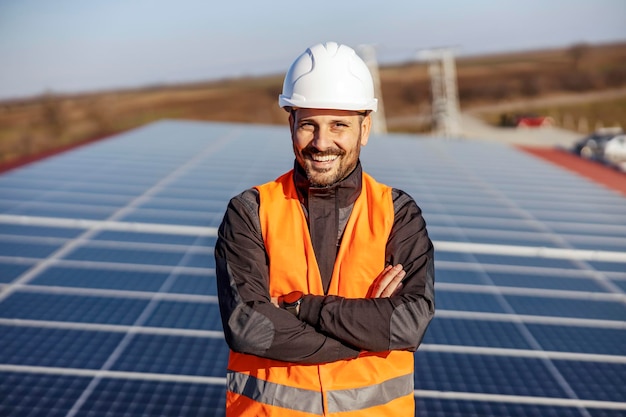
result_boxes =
[228,370,414,415]
[227,370,324,415]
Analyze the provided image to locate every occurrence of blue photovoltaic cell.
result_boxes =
[64,246,187,266]
[423,318,532,349]
[487,271,610,292]
[0,372,92,417]
[1,121,624,417]
[184,252,214,268]
[435,268,487,285]
[112,334,228,377]
[612,279,626,292]
[31,266,170,292]
[472,254,579,269]
[195,235,217,247]
[549,222,626,241]
[168,273,217,296]
[434,251,476,263]
[435,291,508,313]
[527,324,626,355]
[432,218,541,234]
[0,224,82,238]
[145,301,222,331]
[504,295,626,320]
[6,203,118,220]
[565,236,626,252]
[462,233,563,247]
[433,206,523,220]
[0,292,149,325]
[577,410,625,417]
[139,198,226,212]
[415,351,569,398]
[587,260,626,273]
[119,211,216,227]
[37,191,135,207]
[65,183,146,196]
[414,398,623,417]
[75,378,227,417]
[0,201,20,212]
[30,267,215,296]
[553,361,626,402]
[0,325,123,369]
[0,240,62,258]
[532,212,622,228]
[0,187,49,199]
[92,230,201,245]
[154,187,228,200]
[0,262,33,283]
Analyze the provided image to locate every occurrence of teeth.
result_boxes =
[312,154,338,162]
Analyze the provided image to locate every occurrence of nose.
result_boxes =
[311,128,334,151]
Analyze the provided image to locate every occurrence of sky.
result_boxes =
[1,0,625,101]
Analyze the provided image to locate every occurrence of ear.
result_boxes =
[360,114,372,146]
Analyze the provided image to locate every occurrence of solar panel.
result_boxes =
[1,119,624,416]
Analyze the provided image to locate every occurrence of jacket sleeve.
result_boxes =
[215,189,361,364]
[298,189,435,352]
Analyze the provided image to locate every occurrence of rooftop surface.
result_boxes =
[0,120,624,417]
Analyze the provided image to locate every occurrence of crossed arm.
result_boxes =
[215,188,435,364]
[272,263,406,309]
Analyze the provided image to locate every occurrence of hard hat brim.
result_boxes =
[279,96,378,112]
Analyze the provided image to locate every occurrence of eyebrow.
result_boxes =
[298,117,353,125]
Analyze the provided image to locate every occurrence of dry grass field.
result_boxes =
[1,41,625,168]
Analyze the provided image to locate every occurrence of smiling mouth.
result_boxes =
[310,154,339,163]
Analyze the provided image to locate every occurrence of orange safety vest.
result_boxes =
[226,171,415,416]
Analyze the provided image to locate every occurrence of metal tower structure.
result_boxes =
[418,48,461,138]
[358,44,387,134]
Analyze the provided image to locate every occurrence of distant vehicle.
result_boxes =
[572,127,624,161]
[499,113,554,128]
[603,134,626,172]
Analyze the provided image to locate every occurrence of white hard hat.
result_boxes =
[279,42,378,112]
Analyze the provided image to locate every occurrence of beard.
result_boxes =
[300,143,361,188]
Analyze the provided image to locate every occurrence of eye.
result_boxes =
[298,122,315,131]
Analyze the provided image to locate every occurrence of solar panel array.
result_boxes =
[1,120,624,417]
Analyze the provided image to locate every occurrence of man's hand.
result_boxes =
[369,264,406,298]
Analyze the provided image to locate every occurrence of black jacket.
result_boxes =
[215,161,435,364]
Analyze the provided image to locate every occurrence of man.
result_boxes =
[215,41,435,416]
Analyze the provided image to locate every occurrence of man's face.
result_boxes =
[290,108,371,187]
